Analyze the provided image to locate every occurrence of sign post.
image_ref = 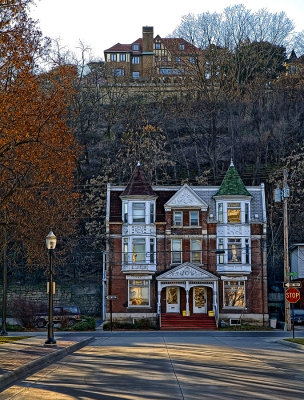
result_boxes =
[106,295,118,331]
[285,287,300,339]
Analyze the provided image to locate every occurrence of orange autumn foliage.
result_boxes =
[0,0,82,265]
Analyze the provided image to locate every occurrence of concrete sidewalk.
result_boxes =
[0,335,94,392]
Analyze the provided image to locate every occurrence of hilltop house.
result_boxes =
[105,162,268,329]
[104,26,202,83]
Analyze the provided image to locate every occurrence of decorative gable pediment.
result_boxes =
[156,263,218,281]
[165,184,208,210]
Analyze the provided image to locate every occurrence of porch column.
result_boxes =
[157,282,161,315]
[213,281,219,322]
[186,281,190,315]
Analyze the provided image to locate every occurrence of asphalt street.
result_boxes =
[1,330,304,400]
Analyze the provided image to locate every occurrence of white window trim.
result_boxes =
[189,210,199,226]
[222,280,246,309]
[190,239,201,264]
[122,200,156,225]
[171,238,182,264]
[173,211,183,226]
[216,201,251,224]
[128,279,150,308]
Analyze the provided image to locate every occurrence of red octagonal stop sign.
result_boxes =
[285,287,300,303]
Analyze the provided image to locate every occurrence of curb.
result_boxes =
[0,337,95,392]
[278,339,304,351]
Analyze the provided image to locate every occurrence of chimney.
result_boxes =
[142,26,154,53]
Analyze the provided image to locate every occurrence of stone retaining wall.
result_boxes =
[0,283,102,317]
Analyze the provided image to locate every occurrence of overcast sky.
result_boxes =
[30,0,304,60]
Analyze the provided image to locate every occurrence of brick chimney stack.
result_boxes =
[142,26,154,53]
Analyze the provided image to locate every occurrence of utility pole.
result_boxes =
[283,170,291,331]
[275,169,291,330]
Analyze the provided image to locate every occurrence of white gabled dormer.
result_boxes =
[164,184,208,211]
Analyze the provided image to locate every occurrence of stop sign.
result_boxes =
[285,287,300,303]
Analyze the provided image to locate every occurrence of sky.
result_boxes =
[30,0,304,60]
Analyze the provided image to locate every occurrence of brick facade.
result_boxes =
[106,163,268,327]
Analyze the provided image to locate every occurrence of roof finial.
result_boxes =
[230,158,234,167]
[137,161,141,167]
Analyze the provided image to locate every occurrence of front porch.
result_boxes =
[156,263,219,330]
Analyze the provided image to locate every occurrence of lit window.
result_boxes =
[119,53,126,62]
[132,203,145,223]
[132,56,140,64]
[228,238,241,263]
[132,238,145,262]
[172,239,182,263]
[190,211,199,226]
[191,239,201,263]
[129,280,150,307]
[227,203,241,223]
[223,281,245,307]
[110,53,117,61]
[173,211,183,226]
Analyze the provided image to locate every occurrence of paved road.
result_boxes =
[1,331,304,400]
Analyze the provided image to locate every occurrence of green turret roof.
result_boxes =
[214,161,251,197]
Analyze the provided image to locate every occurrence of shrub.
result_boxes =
[133,318,155,329]
[0,323,24,332]
[103,321,134,330]
[9,297,39,328]
[72,316,96,331]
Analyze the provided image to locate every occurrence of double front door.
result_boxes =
[165,286,207,314]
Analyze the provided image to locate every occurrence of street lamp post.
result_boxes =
[45,230,57,345]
